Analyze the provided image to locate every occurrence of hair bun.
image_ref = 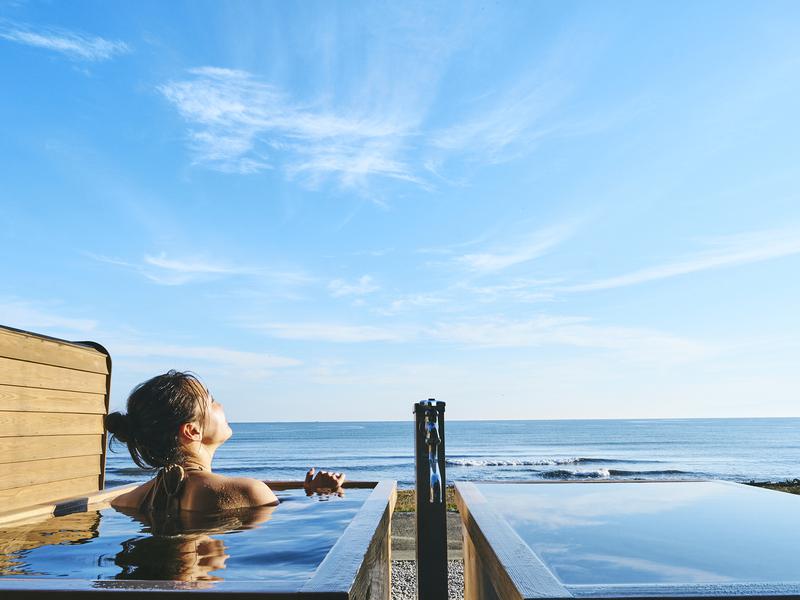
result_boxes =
[105,411,133,444]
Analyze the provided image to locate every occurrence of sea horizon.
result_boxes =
[106,417,800,490]
[224,415,800,424]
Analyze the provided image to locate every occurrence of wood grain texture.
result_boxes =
[0,476,99,514]
[302,480,396,597]
[0,411,104,437]
[348,508,391,600]
[0,357,107,394]
[0,327,108,374]
[464,522,502,600]
[0,385,106,414]
[0,435,101,464]
[455,482,571,600]
[0,455,101,491]
[0,483,137,526]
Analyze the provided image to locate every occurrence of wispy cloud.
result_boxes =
[159,67,419,186]
[0,298,97,334]
[158,20,609,191]
[111,341,301,370]
[460,279,558,303]
[90,252,252,285]
[456,222,576,273]
[242,313,711,364]
[89,252,311,287]
[431,78,566,163]
[564,227,800,292]
[0,21,129,61]
[424,22,624,171]
[416,230,495,256]
[328,275,379,297]
[432,316,713,363]
[375,293,447,315]
[244,321,412,343]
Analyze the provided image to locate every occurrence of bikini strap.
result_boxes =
[140,464,194,516]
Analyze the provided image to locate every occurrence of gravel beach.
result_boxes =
[391,512,464,599]
[391,560,464,600]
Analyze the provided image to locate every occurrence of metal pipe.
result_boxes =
[414,399,448,600]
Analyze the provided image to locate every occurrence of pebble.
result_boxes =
[391,560,464,600]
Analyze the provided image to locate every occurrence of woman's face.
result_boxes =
[201,391,233,446]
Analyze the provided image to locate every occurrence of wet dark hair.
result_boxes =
[105,370,209,470]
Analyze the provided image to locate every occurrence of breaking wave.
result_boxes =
[539,468,691,480]
[447,457,581,467]
[446,457,664,467]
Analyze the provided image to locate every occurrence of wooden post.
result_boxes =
[414,399,448,600]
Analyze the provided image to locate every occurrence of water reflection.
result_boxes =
[478,482,800,586]
[0,488,367,582]
[0,511,101,576]
[111,504,276,581]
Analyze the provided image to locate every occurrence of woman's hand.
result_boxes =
[304,467,346,495]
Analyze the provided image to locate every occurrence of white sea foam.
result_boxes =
[541,468,612,480]
[446,457,581,467]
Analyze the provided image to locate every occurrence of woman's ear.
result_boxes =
[179,421,203,443]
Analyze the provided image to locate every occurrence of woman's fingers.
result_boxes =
[307,469,346,489]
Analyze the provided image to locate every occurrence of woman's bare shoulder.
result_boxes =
[110,479,155,509]
[184,472,279,511]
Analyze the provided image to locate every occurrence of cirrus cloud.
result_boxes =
[0,21,129,61]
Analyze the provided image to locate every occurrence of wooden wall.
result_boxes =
[0,326,111,515]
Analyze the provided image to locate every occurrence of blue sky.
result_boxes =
[2,1,799,421]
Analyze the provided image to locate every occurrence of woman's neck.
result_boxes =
[180,443,217,472]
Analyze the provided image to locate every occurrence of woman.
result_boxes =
[106,370,345,514]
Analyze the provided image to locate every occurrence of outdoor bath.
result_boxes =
[455,480,800,600]
[0,481,396,599]
[0,326,395,599]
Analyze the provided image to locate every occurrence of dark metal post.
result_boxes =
[414,399,448,600]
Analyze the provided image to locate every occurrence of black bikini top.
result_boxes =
[138,462,205,516]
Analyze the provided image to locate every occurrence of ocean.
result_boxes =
[105,418,800,489]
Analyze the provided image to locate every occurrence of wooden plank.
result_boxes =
[349,503,391,600]
[0,385,106,414]
[0,455,101,491]
[0,327,108,374]
[0,357,107,394]
[0,483,137,526]
[464,522,503,600]
[302,480,396,595]
[455,482,571,600]
[0,475,99,515]
[0,435,102,464]
[0,411,104,437]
